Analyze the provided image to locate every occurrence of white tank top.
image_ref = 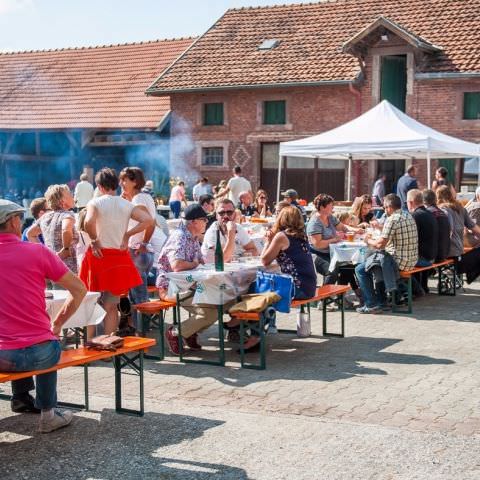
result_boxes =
[89,195,134,249]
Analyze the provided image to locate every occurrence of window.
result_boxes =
[203,103,224,126]
[463,92,480,120]
[202,147,223,166]
[263,100,286,124]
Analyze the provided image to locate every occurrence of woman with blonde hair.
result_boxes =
[261,206,316,300]
[436,185,480,258]
[351,194,374,227]
[28,184,79,273]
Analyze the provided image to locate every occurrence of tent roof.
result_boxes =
[279,100,480,160]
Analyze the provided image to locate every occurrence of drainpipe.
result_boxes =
[348,81,362,199]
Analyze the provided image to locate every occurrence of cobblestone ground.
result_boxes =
[1,281,480,479]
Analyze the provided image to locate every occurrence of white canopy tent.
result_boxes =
[278,100,480,201]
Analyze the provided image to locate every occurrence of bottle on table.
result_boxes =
[214,228,224,271]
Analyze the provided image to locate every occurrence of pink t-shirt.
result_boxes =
[169,185,185,202]
[0,233,68,350]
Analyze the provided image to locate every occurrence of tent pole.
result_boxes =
[347,155,352,201]
[276,155,284,203]
[427,151,431,188]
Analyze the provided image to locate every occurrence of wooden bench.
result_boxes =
[229,284,350,370]
[393,259,456,314]
[0,337,155,417]
[132,299,176,361]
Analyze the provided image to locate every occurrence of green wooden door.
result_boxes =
[380,55,407,112]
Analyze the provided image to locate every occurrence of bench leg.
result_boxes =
[140,312,165,361]
[114,351,145,417]
[179,300,225,367]
[323,294,345,338]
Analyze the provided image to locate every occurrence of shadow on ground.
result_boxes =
[144,335,454,387]
[0,409,249,479]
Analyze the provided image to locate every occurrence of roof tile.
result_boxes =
[0,38,194,129]
[148,0,480,93]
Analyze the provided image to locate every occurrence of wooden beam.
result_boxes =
[0,153,78,162]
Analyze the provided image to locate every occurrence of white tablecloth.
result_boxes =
[166,260,276,305]
[328,241,367,272]
[46,290,105,329]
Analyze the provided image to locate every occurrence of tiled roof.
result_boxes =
[0,38,194,130]
[147,0,480,94]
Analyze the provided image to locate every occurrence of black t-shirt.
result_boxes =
[426,205,451,262]
[237,202,256,217]
[412,206,438,261]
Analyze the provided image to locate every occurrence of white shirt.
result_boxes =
[89,195,134,249]
[201,221,251,263]
[128,192,156,249]
[192,183,211,200]
[227,176,252,205]
[74,180,94,208]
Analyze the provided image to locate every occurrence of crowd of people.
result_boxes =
[1,161,480,433]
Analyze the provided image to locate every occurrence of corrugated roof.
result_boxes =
[147,0,480,94]
[0,38,194,130]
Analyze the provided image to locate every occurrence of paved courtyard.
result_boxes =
[1,281,480,479]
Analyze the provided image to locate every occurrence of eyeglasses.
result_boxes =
[218,210,235,216]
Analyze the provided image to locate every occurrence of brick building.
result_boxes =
[0,37,193,196]
[147,0,480,201]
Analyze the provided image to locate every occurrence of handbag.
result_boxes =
[254,271,295,313]
[86,334,124,351]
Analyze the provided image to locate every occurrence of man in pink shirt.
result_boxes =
[0,199,87,433]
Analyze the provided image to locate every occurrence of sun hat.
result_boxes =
[0,199,25,224]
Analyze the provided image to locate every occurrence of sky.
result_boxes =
[0,0,313,52]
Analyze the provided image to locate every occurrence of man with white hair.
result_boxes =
[237,191,257,217]
[74,173,94,210]
[466,186,480,225]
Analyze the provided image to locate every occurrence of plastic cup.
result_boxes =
[346,232,355,242]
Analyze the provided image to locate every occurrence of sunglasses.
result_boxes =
[218,210,235,216]
[258,196,267,200]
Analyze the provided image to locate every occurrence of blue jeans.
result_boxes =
[129,249,154,329]
[355,262,386,308]
[169,201,181,219]
[0,340,61,410]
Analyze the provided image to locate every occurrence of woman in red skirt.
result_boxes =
[80,168,154,335]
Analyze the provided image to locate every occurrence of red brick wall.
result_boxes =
[170,74,480,200]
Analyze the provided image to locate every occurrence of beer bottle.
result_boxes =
[214,227,224,271]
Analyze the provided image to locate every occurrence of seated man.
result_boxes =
[407,189,438,294]
[465,186,480,247]
[199,193,216,230]
[0,200,87,433]
[422,189,451,262]
[355,194,418,314]
[202,198,258,263]
[156,204,219,355]
[237,191,257,218]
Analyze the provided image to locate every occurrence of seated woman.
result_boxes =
[437,185,480,283]
[254,189,273,217]
[261,206,317,300]
[350,194,374,228]
[306,194,362,298]
[234,206,316,352]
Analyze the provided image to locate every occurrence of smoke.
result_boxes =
[169,113,199,185]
